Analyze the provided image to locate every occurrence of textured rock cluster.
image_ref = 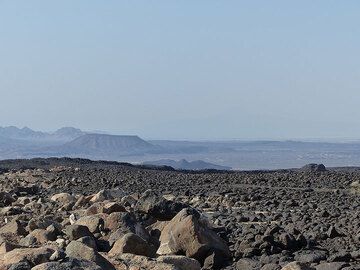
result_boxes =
[0,158,360,269]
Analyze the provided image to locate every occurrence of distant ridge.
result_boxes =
[142,159,232,171]
[0,126,47,140]
[0,126,85,141]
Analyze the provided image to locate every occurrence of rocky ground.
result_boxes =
[0,158,360,269]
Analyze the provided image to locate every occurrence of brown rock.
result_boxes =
[0,241,19,255]
[75,215,105,233]
[65,241,115,270]
[65,224,94,240]
[109,233,156,257]
[30,229,57,244]
[50,193,76,205]
[0,220,27,236]
[0,246,55,267]
[89,190,113,203]
[157,209,230,263]
[103,202,126,214]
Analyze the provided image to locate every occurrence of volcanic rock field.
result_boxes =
[0,158,360,269]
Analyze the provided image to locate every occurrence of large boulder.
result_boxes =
[65,241,114,270]
[75,215,104,234]
[29,229,57,244]
[157,208,230,264]
[0,220,27,236]
[109,233,156,257]
[105,212,133,231]
[136,190,188,220]
[65,224,94,240]
[89,190,113,203]
[0,247,55,268]
[50,193,76,205]
[106,212,150,246]
[27,218,61,232]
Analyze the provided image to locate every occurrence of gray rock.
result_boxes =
[65,241,114,270]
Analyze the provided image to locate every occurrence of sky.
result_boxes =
[0,1,359,140]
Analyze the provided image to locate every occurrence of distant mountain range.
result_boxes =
[5,126,360,170]
[142,159,232,170]
[0,126,232,170]
[0,126,84,141]
[0,126,163,159]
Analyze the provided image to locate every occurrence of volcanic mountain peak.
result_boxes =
[53,127,85,139]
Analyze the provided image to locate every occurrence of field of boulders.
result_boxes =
[1,158,360,269]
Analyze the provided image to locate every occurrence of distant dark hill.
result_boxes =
[55,134,163,157]
[142,159,232,171]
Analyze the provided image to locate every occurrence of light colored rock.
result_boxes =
[0,246,55,268]
[157,208,230,262]
[50,193,76,205]
[69,213,77,225]
[17,196,31,205]
[0,219,27,235]
[90,190,113,203]
[75,215,105,233]
[55,238,66,249]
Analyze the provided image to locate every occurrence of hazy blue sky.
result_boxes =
[0,1,359,139]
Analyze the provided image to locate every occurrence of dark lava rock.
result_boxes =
[135,189,188,220]
[301,164,326,172]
